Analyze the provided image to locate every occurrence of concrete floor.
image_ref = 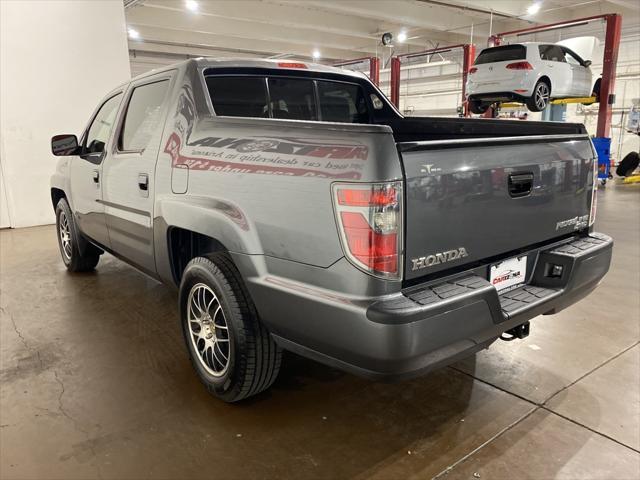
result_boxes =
[1,184,639,480]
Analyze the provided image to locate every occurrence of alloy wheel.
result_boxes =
[187,283,231,377]
[58,210,72,260]
[535,83,550,110]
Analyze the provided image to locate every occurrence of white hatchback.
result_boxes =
[466,42,593,113]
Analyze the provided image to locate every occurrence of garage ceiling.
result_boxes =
[125,0,640,73]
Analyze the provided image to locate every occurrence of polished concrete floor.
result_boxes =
[1,184,639,480]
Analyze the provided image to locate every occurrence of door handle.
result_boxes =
[508,172,534,198]
[92,170,100,183]
[138,173,149,191]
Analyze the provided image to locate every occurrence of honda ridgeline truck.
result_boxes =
[50,59,612,402]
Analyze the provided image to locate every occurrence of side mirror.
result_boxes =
[51,134,79,156]
[583,60,592,67]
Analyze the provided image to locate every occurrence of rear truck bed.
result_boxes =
[242,120,612,380]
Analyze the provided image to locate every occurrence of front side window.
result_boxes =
[268,78,317,120]
[206,76,268,117]
[539,45,566,62]
[317,81,369,123]
[563,49,583,66]
[84,93,122,154]
[120,80,169,151]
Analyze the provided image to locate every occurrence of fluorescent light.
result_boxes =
[397,31,407,43]
[312,49,321,60]
[185,0,199,12]
[128,28,140,40]
[527,2,541,14]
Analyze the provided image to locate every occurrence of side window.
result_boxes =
[317,81,369,123]
[205,76,268,117]
[564,49,582,66]
[119,80,169,152]
[268,78,317,120]
[84,93,123,154]
[539,45,566,62]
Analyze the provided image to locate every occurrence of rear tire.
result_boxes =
[179,254,282,402]
[526,80,551,112]
[55,198,100,272]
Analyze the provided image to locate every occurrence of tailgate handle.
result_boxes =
[508,173,533,198]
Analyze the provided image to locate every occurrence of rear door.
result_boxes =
[538,44,571,96]
[102,72,173,274]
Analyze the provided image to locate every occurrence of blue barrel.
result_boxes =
[592,137,611,180]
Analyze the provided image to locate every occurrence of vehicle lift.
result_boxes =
[333,56,381,86]
[388,44,476,116]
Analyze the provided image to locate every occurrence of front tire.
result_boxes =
[469,100,489,114]
[179,254,282,402]
[526,80,550,112]
[55,198,100,272]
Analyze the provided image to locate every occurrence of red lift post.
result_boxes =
[489,13,622,138]
[389,44,476,116]
[333,56,381,86]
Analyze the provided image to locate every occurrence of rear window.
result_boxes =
[268,78,317,121]
[475,45,526,64]
[205,75,369,123]
[205,76,268,118]
[317,81,369,123]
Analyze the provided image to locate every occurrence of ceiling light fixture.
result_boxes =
[128,28,140,40]
[397,31,407,43]
[312,49,321,60]
[186,0,199,12]
[527,2,541,15]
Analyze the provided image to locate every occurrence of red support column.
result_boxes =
[390,56,401,108]
[462,44,476,117]
[596,14,622,138]
[369,57,380,86]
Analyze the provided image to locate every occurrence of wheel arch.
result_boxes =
[156,197,263,285]
[50,187,66,211]
[537,75,552,94]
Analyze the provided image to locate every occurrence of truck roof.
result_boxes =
[129,57,366,84]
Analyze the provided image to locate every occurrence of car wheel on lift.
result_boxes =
[526,80,550,112]
[469,100,489,115]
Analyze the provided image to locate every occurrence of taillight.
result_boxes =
[506,61,533,70]
[332,182,403,279]
[590,157,598,226]
[469,67,478,74]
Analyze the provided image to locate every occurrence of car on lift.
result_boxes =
[466,42,593,114]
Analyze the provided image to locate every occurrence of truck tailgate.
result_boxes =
[400,135,595,280]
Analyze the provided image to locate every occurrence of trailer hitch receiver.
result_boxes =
[500,322,530,342]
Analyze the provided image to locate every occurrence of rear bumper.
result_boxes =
[469,91,531,103]
[247,233,613,381]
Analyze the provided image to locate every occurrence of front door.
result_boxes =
[562,48,592,97]
[102,73,173,275]
[69,92,123,247]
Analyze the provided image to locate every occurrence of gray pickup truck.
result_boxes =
[50,59,612,402]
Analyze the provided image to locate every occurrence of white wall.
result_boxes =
[0,0,131,228]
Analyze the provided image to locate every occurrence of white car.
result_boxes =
[466,42,593,113]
